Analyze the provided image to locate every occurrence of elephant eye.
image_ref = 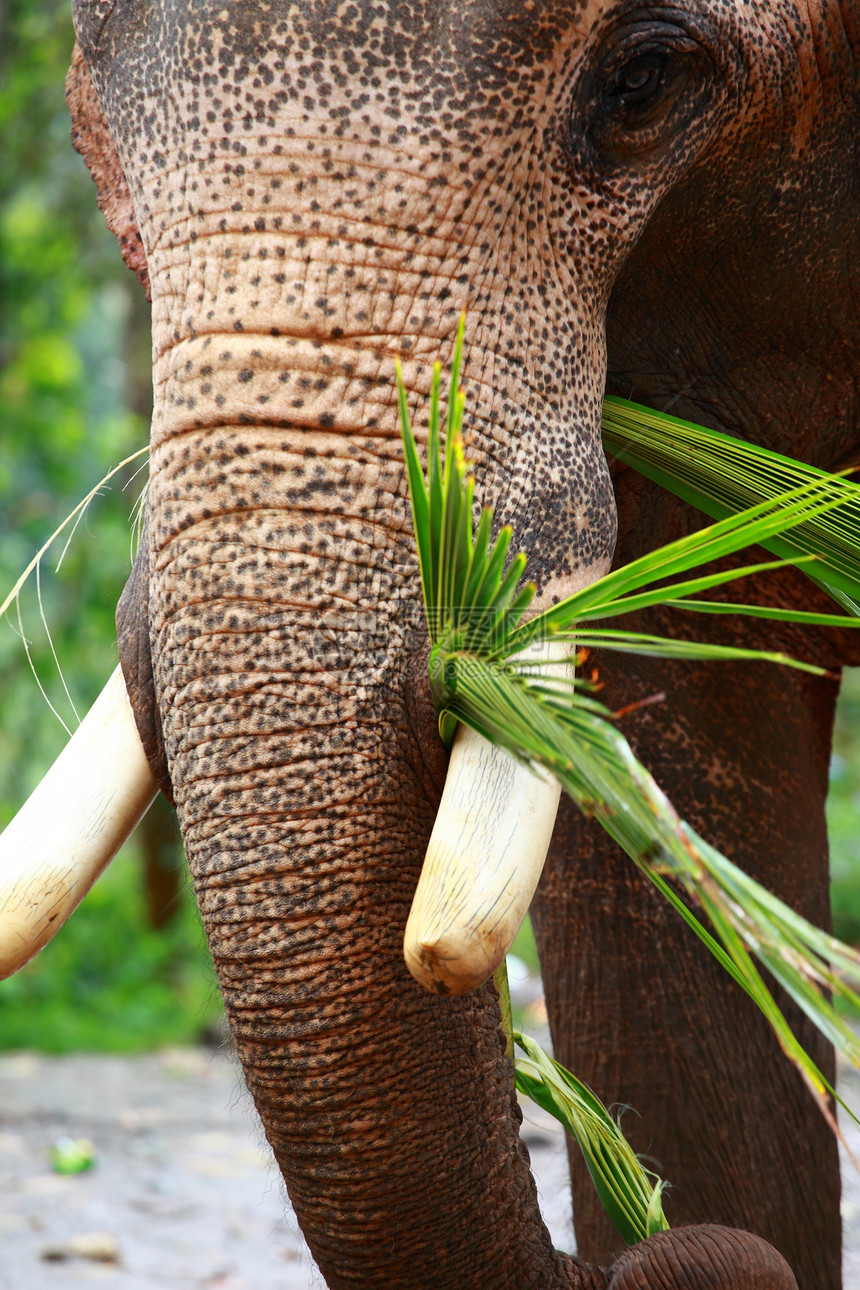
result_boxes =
[581,31,712,162]
[607,54,671,113]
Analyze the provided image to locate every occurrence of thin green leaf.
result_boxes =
[470,551,529,653]
[566,630,831,676]
[463,509,494,608]
[493,960,515,1062]
[514,1031,669,1246]
[602,396,860,606]
[571,556,819,623]
[660,599,859,628]
[395,361,433,619]
[466,526,514,620]
[513,475,850,650]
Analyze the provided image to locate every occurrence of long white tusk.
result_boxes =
[404,641,571,995]
[0,665,159,979]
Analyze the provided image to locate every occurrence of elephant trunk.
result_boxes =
[142,221,581,1280]
[150,558,569,1287]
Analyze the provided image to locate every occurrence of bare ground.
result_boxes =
[0,1042,858,1289]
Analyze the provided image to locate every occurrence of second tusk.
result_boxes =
[0,665,159,980]
[404,641,570,995]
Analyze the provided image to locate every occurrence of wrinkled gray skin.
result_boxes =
[68,1,860,1287]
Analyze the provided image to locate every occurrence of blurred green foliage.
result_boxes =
[0,0,221,1052]
[829,669,860,945]
[0,847,221,1053]
[0,0,858,1054]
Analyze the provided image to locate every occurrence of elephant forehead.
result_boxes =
[73,0,839,280]
[78,0,854,154]
[70,0,858,596]
[80,3,612,262]
[78,0,596,97]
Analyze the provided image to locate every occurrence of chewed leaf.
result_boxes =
[514,1030,669,1246]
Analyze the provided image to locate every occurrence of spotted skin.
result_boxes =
[68,2,858,1288]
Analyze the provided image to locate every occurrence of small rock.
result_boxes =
[41,1232,120,1264]
[70,1233,120,1263]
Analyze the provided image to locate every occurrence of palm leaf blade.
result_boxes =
[602,396,860,605]
[514,1032,668,1246]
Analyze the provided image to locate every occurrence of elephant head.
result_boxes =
[6,0,860,1286]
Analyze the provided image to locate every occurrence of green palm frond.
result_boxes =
[601,397,860,613]
[396,321,860,1239]
[494,955,668,1246]
[514,1028,669,1246]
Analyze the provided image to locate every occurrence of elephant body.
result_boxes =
[66,1,860,1286]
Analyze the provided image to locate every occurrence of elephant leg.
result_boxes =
[532,640,842,1290]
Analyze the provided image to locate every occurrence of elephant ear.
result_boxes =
[65,42,150,299]
[606,1225,798,1290]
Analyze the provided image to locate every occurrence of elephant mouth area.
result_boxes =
[402,633,449,803]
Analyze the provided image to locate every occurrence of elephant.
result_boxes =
[10,0,860,1286]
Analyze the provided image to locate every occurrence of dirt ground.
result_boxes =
[1,1041,859,1289]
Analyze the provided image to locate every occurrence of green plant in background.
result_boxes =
[397,320,860,1241]
[0,1,150,779]
[0,845,221,1053]
[0,0,213,1053]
